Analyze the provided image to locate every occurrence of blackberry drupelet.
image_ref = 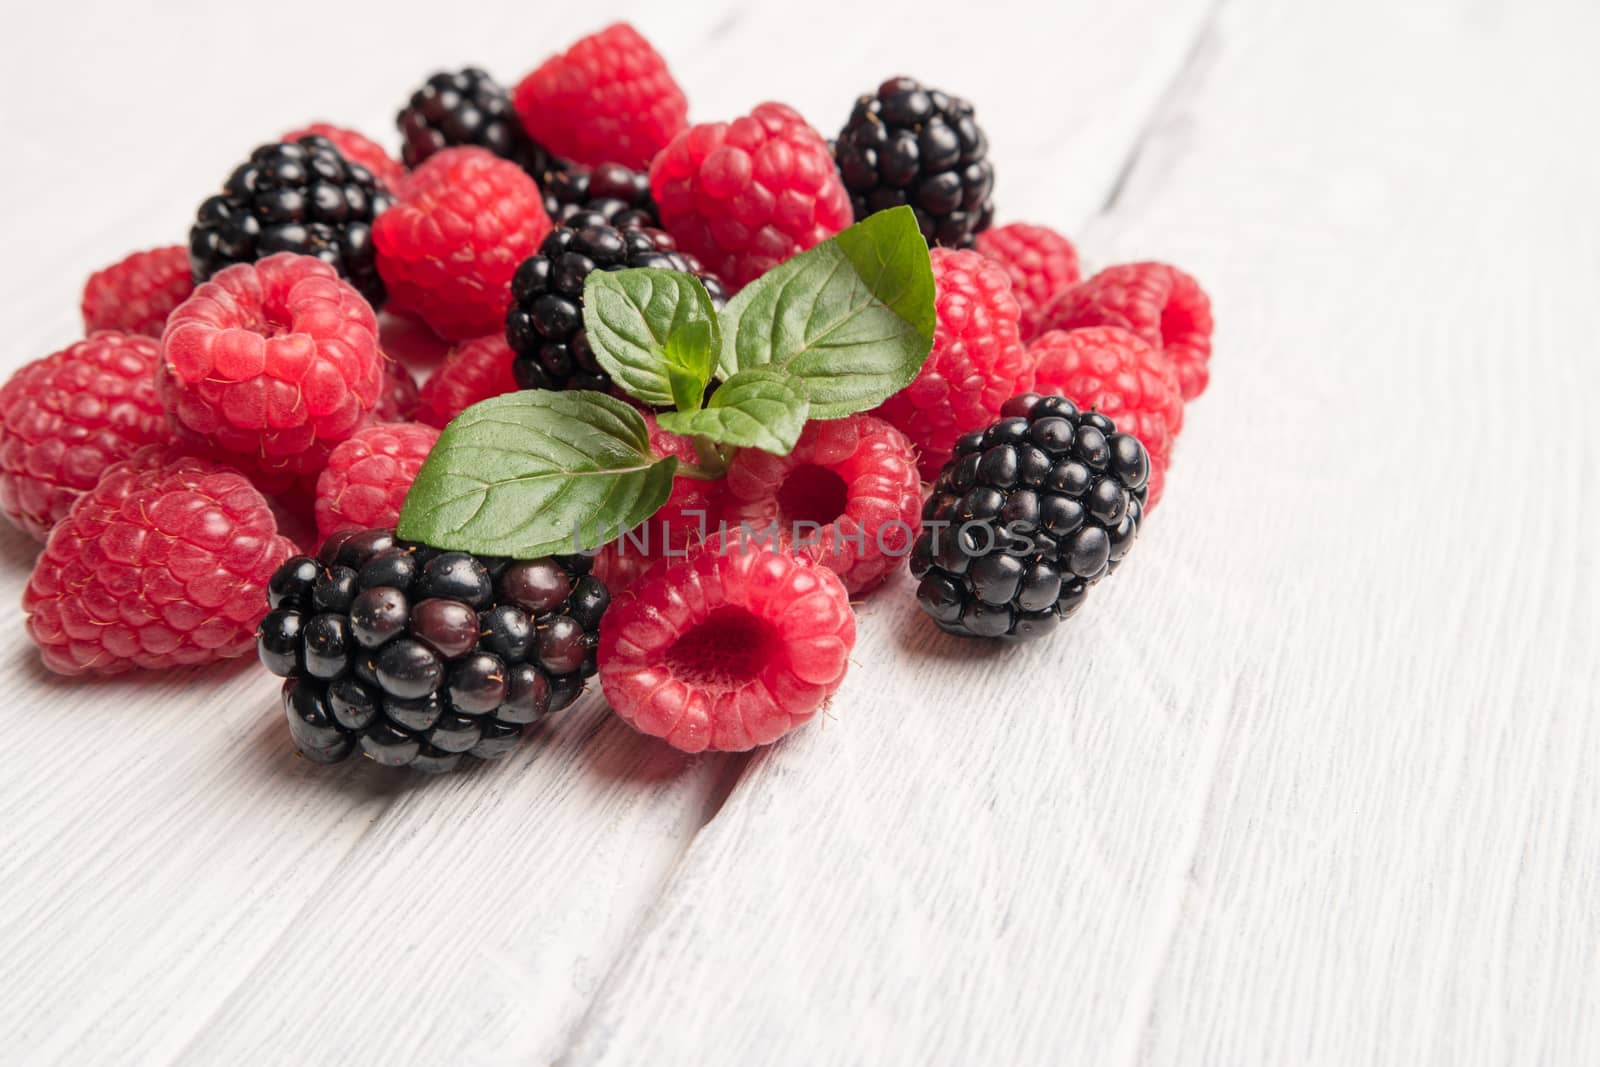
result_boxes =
[189,136,392,306]
[542,163,659,228]
[834,76,994,248]
[506,211,727,395]
[257,528,609,772]
[909,394,1149,640]
[397,67,557,181]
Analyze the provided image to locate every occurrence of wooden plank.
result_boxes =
[0,1,1218,1063]
[557,2,1600,1065]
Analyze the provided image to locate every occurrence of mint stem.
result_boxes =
[681,436,733,480]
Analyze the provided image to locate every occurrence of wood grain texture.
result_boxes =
[0,2,1227,1064]
[558,2,1600,1066]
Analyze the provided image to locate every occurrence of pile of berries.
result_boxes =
[9,21,1213,771]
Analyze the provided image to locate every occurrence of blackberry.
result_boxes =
[909,394,1149,640]
[189,135,393,306]
[397,67,557,181]
[507,211,728,395]
[834,76,995,248]
[257,528,608,772]
[542,163,659,229]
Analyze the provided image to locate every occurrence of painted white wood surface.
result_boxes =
[1,1,1594,1065]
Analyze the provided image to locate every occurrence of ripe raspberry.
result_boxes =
[649,102,853,289]
[314,421,439,538]
[599,540,855,752]
[416,334,519,429]
[281,122,406,193]
[80,245,194,339]
[0,331,169,541]
[715,414,920,594]
[24,448,296,675]
[874,247,1034,480]
[974,223,1081,342]
[1042,262,1213,401]
[592,414,717,593]
[378,311,452,370]
[512,22,687,170]
[158,253,384,479]
[1030,327,1183,509]
[374,147,552,340]
[376,360,420,422]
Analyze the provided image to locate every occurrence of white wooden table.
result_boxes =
[3,1,1596,1063]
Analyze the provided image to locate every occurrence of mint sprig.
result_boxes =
[398,207,933,559]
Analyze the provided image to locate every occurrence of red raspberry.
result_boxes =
[599,540,855,752]
[158,253,383,479]
[715,414,920,594]
[378,311,453,370]
[374,147,552,340]
[0,331,170,541]
[281,122,406,193]
[512,22,687,170]
[1030,326,1183,508]
[649,102,852,289]
[592,414,718,593]
[1042,262,1214,401]
[376,360,420,422]
[23,448,296,675]
[314,421,439,538]
[974,223,1081,343]
[80,245,194,338]
[874,247,1034,480]
[416,333,519,428]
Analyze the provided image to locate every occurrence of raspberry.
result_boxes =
[374,147,552,340]
[281,122,406,193]
[259,530,607,770]
[834,76,994,248]
[911,394,1149,640]
[0,331,169,540]
[512,22,687,170]
[80,245,194,338]
[416,334,519,429]
[376,360,420,422]
[649,102,853,289]
[598,540,855,752]
[715,414,921,594]
[396,68,556,181]
[874,247,1034,480]
[189,135,393,307]
[24,448,296,675]
[506,212,726,395]
[314,422,439,538]
[158,253,384,479]
[1030,326,1183,508]
[592,414,718,593]
[378,311,453,369]
[974,223,1081,342]
[1042,262,1214,401]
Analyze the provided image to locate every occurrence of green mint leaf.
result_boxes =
[656,368,811,455]
[715,205,935,419]
[397,390,678,558]
[663,319,713,411]
[583,269,721,409]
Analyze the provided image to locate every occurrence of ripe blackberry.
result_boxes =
[838,75,985,249]
[397,68,557,181]
[542,163,658,228]
[507,211,727,395]
[835,76,994,248]
[190,136,392,307]
[909,394,1149,641]
[258,528,609,772]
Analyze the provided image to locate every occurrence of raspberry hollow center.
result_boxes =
[665,607,779,688]
[776,465,849,528]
